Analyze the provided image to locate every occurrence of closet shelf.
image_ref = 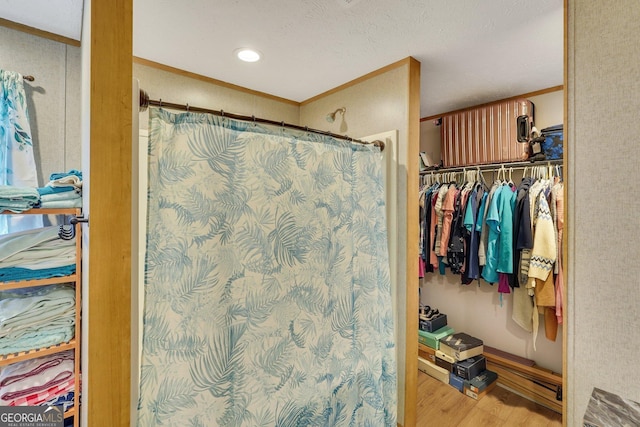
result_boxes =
[419,158,563,175]
[0,274,78,291]
[64,407,76,419]
[0,340,76,367]
[1,207,81,215]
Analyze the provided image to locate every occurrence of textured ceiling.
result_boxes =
[2,0,563,117]
[0,0,83,40]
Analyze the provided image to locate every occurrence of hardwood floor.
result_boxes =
[416,371,562,426]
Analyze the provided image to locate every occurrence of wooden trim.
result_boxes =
[403,56,421,427]
[0,275,78,291]
[300,58,414,105]
[490,363,562,414]
[562,0,569,425]
[420,85,564,122]
[0,208,80,215]
[88,0,132,426]
[133,57,299,106]
[0,340,76,366]
[484,350,562,386]
[0,17,80,47]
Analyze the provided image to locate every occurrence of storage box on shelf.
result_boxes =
[418,325,454,350]
[439,332,484,361]
[0,208,82,426]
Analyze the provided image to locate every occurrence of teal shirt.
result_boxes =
[497,185,517,274]
[482,185,503,283]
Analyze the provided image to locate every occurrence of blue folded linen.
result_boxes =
[0,186,40,213]
[0,326,75,355]
[39,191,81,202]
[0,285,75,333]
[37,186,76,196]
[49,170,82,181]
[0,265,76,282]
[43,391,75,412]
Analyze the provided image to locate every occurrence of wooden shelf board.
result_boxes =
[0,274,78,291]
[484,349,562,386]
[0,340,77,366]
[1,208,81,215]
[64,406,76,419]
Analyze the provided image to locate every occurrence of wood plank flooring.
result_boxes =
[416,371,562,426]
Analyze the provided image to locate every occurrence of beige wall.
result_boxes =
[0,26,81,185]
[134,62,300,129]
[418,90,564,374]
[567,0,640,424]
[301,62,411,425]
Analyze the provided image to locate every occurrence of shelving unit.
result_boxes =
[0,208,82,427]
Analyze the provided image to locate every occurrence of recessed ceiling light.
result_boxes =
[235,48,261,63]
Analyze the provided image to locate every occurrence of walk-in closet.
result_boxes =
[415,89,566,425]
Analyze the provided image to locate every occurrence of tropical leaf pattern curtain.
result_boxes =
[137,108,396,426]
[0,70,41,232]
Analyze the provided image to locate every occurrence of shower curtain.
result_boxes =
[137,108,396,426]
[0,69,42,233]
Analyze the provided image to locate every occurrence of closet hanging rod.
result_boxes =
[419,159,563,175]
[22,75,35,81]
[138,89,384,152]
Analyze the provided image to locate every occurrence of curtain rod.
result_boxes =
[420,159,563,175]
[138,89,384,152]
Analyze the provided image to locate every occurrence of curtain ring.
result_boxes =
[159,99,163,108]
[185,103,190,113]
[220,109,224,117]
[252,115,256,125]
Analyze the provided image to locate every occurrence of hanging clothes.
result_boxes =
[482,182,507,284]
[463,186,485,282]
[552,181,565,324]
[447,189,466,275]
[511,176,535,288]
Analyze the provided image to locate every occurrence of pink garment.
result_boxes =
[554,183,564,323]
[419,256,425,278]
[439,187,459,256]
[498,273,511,294]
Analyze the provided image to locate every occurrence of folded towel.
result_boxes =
[48,175,82,189]
[0,186,40,213]
[3,377,74,407]
[39,191,81,203]
[37,186,76,196]
[49,170,82,181]
[38,199,83,209]
[0,326,74,355]
[0,226,75,272]
[0,265,76,282]
[0,226,62,262]
[0,350,74,405]
[0,285,75,335]
[0,351,73,388]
